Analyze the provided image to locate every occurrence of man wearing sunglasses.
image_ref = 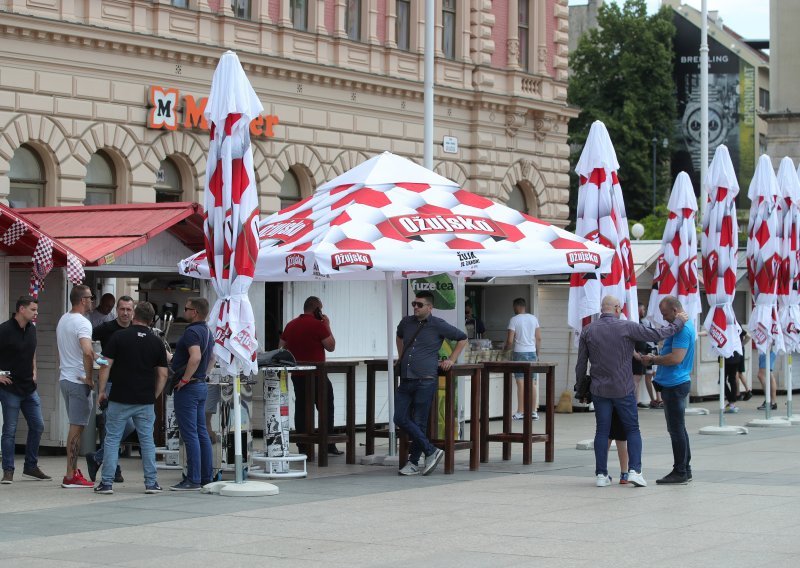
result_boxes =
[395,291,467,476]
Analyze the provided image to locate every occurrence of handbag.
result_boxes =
[395,319,427,378]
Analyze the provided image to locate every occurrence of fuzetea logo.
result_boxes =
[147,86,279,137]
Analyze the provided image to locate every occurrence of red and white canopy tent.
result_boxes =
[181,151,614,453]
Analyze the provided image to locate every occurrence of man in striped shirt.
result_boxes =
[575,295,687,488]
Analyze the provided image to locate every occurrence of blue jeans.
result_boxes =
[394,378,438,464]
[0,389,44,472]
[592,392,642,475]
[660,381,692,476]
[173,381,212,484]
[95,382,136,464]
[100,401,157,486]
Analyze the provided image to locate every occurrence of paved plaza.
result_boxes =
[1,400,799,567]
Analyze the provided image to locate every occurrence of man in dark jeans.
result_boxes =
[0,296,50,483]
[639,296,695,485]
[395,291,467,476]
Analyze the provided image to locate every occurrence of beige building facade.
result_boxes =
[0,0,576,226]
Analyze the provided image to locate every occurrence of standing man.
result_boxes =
[756,351,778,411]
[93,302,168,495]
[639,296,696,485]
[56,284,96,488]
[395,290,467,476]
[88,293,116,328]
[504,298,542,420]
[576,295,687,488]
[170,297,214,491]
[86,295,136,482]
[464,302,485,339]
[0,296,50,483]
[279,296,341,455]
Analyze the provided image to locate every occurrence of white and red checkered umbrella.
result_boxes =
[181,152,613,281]
[568,121,637,334]
[203,51,261,376]
[778,158,800,352]
[701,145,743,358]
[647,172,701,326]
[746,155,785,355]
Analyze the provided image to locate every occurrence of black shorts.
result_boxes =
[608,409,626,441]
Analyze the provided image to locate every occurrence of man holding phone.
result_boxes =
[279,296,341,455]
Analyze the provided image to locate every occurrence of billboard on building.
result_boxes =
[672,14,756,204]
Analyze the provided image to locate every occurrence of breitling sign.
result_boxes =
[146,86,279,137]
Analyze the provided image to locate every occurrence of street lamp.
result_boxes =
[651,137,669,210]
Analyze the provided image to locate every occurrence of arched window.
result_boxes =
[155,158,183,203]
[8,145,45,208]
[84,151,117,205]
[279,169,302,210]
[506,185,528,213]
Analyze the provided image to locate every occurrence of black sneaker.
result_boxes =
[756,401,778,410]
[22,467,51,481]
[94,482,114,494]
[114,466,124,483]
[145,483,163,494]
[656,471,689,485]
[742,390,753,401]
[85,453,100,482]
[169,480,202,491]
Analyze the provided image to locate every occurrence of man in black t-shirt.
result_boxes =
[0,296,50,483]
[87,295,135,482]
[93,302,168,495]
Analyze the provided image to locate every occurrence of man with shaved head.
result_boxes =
[576,295,688,488]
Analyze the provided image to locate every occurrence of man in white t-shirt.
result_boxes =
[56,284,97,489]
[504,297,542,420]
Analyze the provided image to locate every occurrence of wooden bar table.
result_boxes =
[479,361,556,464]
[291,360,359,467]
[397,363,483,474]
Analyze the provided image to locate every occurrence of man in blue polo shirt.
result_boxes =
[640,296,695,485]
[395,290,467,476]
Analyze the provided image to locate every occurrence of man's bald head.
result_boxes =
[601,296,622,317]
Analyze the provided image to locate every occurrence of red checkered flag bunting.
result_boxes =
[2,219,27,246]
[66,253,85,285]
[29,235,54,300]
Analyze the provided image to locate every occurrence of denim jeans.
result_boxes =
[511,351,537,379]
[394,378,438,464]
[592,392,642,475]
[95,382,136,464]
[0,389,44,472]
[173,381,213,484]
[100,401,157,487]
[660,381,692,476]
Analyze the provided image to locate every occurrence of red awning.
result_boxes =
[0,202,86,266]
[18,202,205,266]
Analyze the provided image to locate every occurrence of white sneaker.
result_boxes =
[398,462,419,476]
[596,474,612,487]
[627,469,647,487]
[531,411,540,421]
[512,412,524,420]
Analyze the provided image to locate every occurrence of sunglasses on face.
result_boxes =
[184,307,196,312]
[411,301,429,308]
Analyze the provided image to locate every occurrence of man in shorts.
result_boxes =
[504,298,541,420]
[56,284,97,488]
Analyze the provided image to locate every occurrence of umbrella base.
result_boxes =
[685,407,710,415]
[202,480,279,497]
[746,417,793,428]
[250,453,308,479]
[776,414,800,425]
[698,425,748,435]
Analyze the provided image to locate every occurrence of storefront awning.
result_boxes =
[17,202,205,266]
[1,202,86,266]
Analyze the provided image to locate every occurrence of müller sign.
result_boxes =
[146,86,279,137]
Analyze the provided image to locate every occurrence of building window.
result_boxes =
[519,1,530,71]
[508,182,540,217]
[442,0,456,59]
[346,0,361,41]
[155,158,183,203]
[396,0,410,51]
[231,0,251,19]
[84,152,117,205]
[279,169,302,210]
[291,0,308,31]
[171,0,188,7]
[8,145,45,208]
[759,88,770,112]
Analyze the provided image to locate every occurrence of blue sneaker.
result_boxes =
[145,483,163,494]
[169,480,202,491]
[94,482,113,495]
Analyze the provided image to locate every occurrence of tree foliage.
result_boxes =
[568,0,677,224]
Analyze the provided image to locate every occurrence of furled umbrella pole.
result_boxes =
[568,120,638,336]
[647,172,701,327]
